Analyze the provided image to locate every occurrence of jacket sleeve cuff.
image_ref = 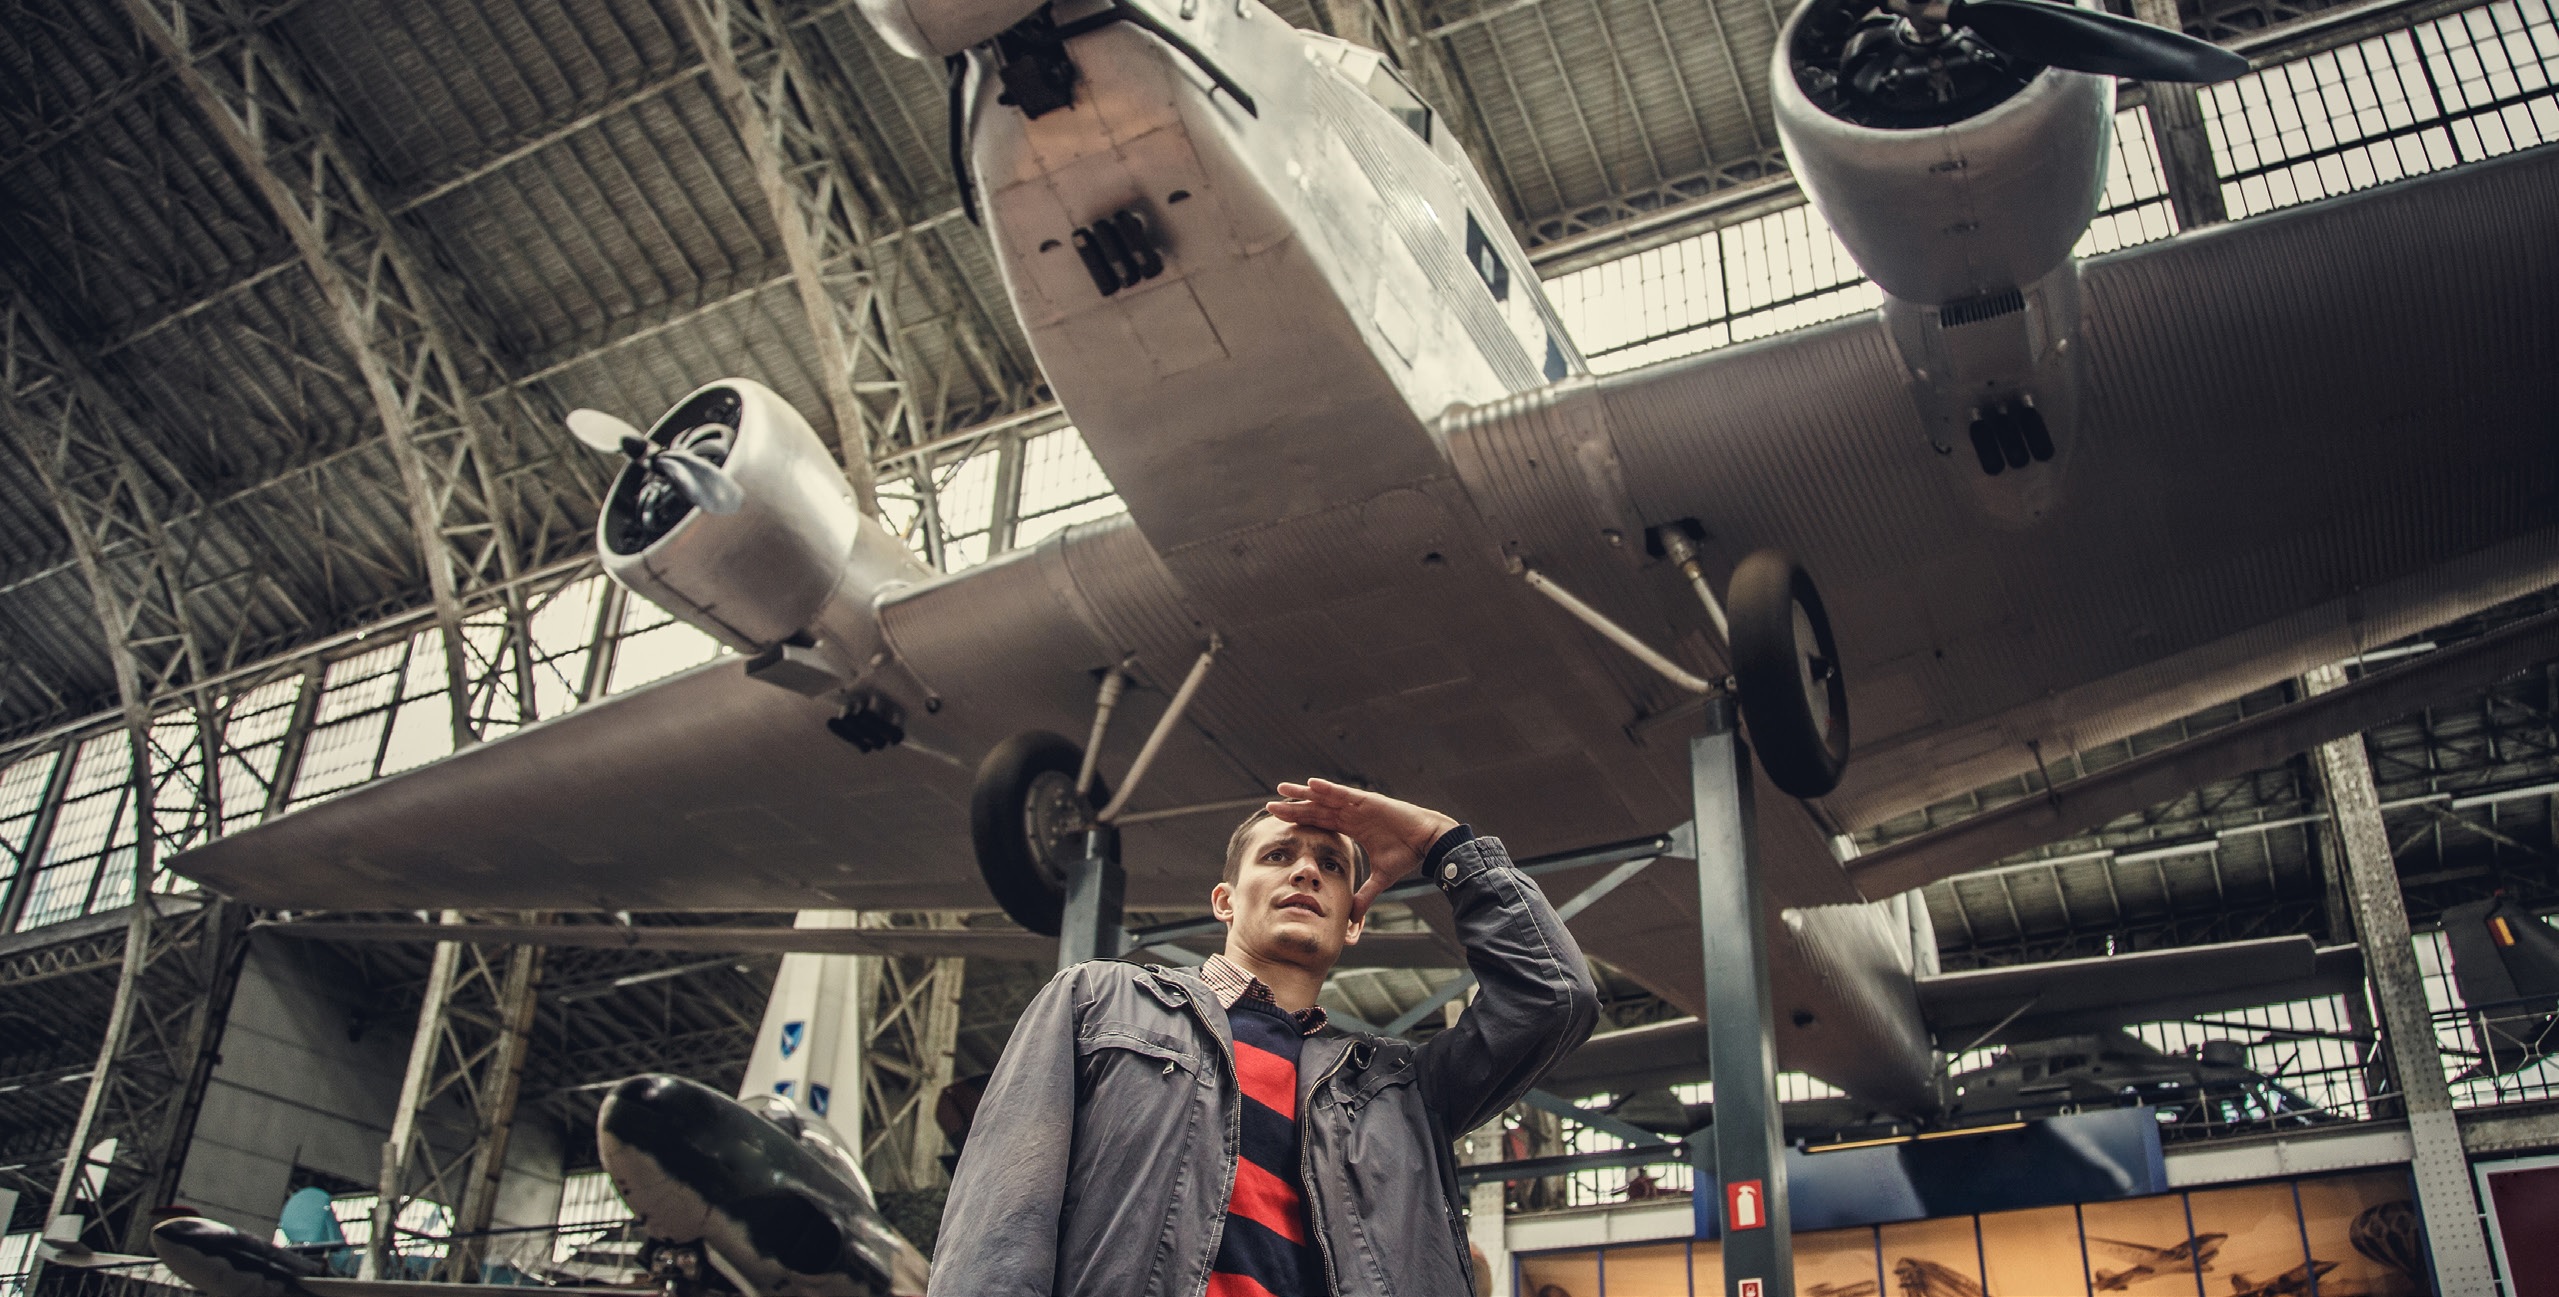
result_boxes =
[1423,824,1481,889]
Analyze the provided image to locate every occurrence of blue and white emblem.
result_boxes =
[810,1083,830,1115]
[780,1020,805,1057]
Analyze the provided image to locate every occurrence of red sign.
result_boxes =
[1736,1281,1764,1297]
[1726,1178,1767,1230]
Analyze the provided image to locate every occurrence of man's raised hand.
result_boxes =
[1265,779,1459,920]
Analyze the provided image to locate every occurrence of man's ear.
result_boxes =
[1209,881,1236,924]
[1341,906,1366,946]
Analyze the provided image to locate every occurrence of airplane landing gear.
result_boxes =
[1523,540,1851,800]
[1727,549,1852,799]
[968,731,1108,937]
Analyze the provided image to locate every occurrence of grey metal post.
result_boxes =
[1058,826,1127,971]
[1693,700,1792,1296]
[2305,665,2495,1293]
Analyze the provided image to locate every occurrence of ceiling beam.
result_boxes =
[678,0,948,511]
[120,0,544,750]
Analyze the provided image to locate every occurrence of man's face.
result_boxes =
[1211,818,1365,971]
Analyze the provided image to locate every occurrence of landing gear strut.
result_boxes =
[1521,542,1852,799]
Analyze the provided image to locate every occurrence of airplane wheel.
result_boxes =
[969,731,1108,937]
[1728,549,1851,799]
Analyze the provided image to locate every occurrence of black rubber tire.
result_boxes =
[1728,549,1852,799]
[969,731,1108,936]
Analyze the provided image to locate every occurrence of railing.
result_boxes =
[2435,990,2559,1108]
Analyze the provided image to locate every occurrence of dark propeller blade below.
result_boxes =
[1951,0,2251,81]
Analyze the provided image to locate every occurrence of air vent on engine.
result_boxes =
[1939,287,2026,328]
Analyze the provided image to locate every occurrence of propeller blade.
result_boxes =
[1952,0,2251,81]
[651,449,746,515]
[566,408,647,455]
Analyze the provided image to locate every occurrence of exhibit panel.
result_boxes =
[1512,1169,2430,1297]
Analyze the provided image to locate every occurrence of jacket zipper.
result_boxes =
[1300,1045,1355,1296]
[1163,973,1244,1297]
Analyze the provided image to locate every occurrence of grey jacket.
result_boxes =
[928,835,1600,1297]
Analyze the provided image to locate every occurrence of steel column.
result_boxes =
[35,897,250,1254]
[854,914,967,1191]
[1693,701,1791,1296]
[366,916,546,1281]
[2131,0,2232,230]
[2305,663,2496,1293]
[677,0,926,511]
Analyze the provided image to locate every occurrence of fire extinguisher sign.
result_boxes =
[1725,1178,1767,1231]
[1736,1280,1764,1297]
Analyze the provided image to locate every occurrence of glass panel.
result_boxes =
[606,606,726,694]
[2296,1170,2426,1296]
[1520,1248,1600,1297]
[2079,1193,2198,1292]
[1979,1204,2088,1297]
[1879,1216,1982,1295]
[0,750,61,879]
[1601,1241,1689,1297]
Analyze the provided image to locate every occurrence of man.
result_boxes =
[931,777,1600,1297]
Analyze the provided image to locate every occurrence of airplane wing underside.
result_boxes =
[1554,141,2559,840]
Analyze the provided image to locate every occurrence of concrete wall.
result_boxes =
[172,936,567,1236]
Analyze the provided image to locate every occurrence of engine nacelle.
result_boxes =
[855,0,1047,60]
[1771,0,2114,307]
[599,380,928,688]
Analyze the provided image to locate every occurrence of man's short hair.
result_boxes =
[1222,808,1367,889]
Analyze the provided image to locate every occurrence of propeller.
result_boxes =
[1906,0,2250,82]
[567,408,744,516]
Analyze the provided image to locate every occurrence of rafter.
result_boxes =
[675,0,1032,509]
[119,0,547,750]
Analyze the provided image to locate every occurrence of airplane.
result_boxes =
[166,0,2559,1130]
[1578,1027,2333,1143]
[594,1074,930,1297]
[2220,1260,2337,1297]
[2437,896,2559,1078]
[1539,944,2362,1124]
[2088,1231,2227,1291]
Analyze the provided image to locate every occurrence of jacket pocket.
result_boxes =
[1075,1023,1202,1075]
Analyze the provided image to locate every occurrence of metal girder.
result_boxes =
[367,919,545,1282]
[37,897,249,1254]
[119,0,533,752]
[2303,663,2498,1293]
[677,0,934,513]
[1849,608,2559,898]
[0,278,214,786]
[2131,0,2231,230]
[853,914,965,1191]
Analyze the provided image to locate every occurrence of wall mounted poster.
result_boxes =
[1795,1226,1881,1297]
[1979,1204,2089,1296]
[1879,1215,1986,1296]
[2297,1170,2426,1296]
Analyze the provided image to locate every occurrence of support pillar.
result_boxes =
[2131,0,2231,230]
[366,919,545,1282]
[2306,663,2495,1295]
[38,897,250,1254]
[1692,700,1791,1297]
[1058,828,1127,971]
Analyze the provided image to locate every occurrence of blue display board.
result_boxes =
[1693,1107,2169,1237]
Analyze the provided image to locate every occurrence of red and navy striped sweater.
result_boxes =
[1211,996,1328,1297]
